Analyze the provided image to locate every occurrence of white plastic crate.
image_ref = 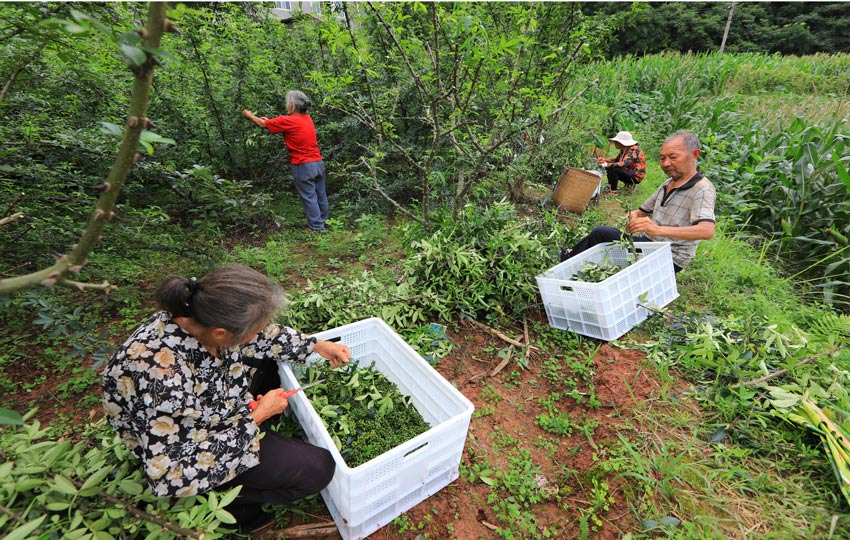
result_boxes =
[536,242,678,341]
[278,317,474,540]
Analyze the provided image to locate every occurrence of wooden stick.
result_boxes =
[277,521,340,538]
[523,317,532,363]
[0,212,24,227]
[732,346,846,388]
[464,317,525,348]
[481,520,499,531]
[462,371,489,387]
[489,348,513,377]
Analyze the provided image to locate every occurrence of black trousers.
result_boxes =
[563,225,683,273]
[606,165,639,191]
[219,358,336,527]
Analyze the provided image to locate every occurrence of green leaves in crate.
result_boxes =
[294,361,430,467]
[573,261,623,283]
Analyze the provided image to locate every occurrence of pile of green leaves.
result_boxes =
[572,261,623,283]
[292,361,430,468]
[400,201,556,322]
[572,239,638,283]
[285,200,567,332]
[0,413,236,540]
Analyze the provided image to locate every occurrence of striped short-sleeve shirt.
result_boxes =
[638,172,716,268]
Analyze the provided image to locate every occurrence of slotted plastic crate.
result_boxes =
[278,318,474,540]
[536,242,678,341]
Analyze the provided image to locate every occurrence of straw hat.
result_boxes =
[609,131,637,146]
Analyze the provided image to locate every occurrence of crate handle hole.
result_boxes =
[325,336,342,343]
[403,442,429,460]
[560,286,574,292]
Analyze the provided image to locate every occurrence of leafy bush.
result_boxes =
[1,414,238,540]
[400,201,554,322]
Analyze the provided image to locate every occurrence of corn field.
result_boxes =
[571,52,850,309]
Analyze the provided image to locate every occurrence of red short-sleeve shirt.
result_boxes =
[264,114,323,165]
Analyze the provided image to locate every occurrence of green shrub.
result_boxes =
[1,414,237,539]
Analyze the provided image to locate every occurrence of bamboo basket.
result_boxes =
[552,167,602,214]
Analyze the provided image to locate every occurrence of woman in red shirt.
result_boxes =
[243,90,328,231]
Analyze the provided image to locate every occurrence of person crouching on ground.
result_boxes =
[596,130,646,193]
[562,130,716,273]
[102,264,351,534]
[243,90,329,232]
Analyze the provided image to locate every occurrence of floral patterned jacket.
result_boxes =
[102,311,316,497]
[610,144,647,181]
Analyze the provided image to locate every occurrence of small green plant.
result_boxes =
[55,366,101,398]
[535,412,575,436]
[481,384,503,404]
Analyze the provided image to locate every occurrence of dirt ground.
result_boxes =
[5,310,657,540]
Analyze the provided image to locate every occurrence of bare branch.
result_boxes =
[366,2,429,99]
[360,156,427,226]
[0,212,24,227]
[57,279,116,293]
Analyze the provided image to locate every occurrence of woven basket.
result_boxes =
[552,167,602,214]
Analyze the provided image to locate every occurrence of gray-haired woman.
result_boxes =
[102,264,350,534]
[243,90,329,232]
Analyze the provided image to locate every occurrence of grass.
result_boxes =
[603,221,850,539]
[610,392,848,539]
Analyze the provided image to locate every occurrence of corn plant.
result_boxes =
[770,387,850,507]
[701,116,850,307]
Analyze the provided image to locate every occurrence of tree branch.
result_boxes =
[0,2,168,295]
[360,156,427,226]
[68,479,205,540]
[0,41,47,101]
[732,346,847,388]
[0,212,24,227]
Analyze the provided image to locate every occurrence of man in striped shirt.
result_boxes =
[561,130,716,272]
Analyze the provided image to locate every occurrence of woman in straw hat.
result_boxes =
[596,130,646,193]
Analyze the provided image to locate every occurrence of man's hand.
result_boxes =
[627,216,657,236]
[628,217,716,241]
[313,339,352,367]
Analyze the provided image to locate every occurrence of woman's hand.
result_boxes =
[313,339,352,367]
[249,389,290,424]
[242,109,266,128]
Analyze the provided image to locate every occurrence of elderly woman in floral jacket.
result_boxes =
[102,264,350,534]
[596,130,647,193]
